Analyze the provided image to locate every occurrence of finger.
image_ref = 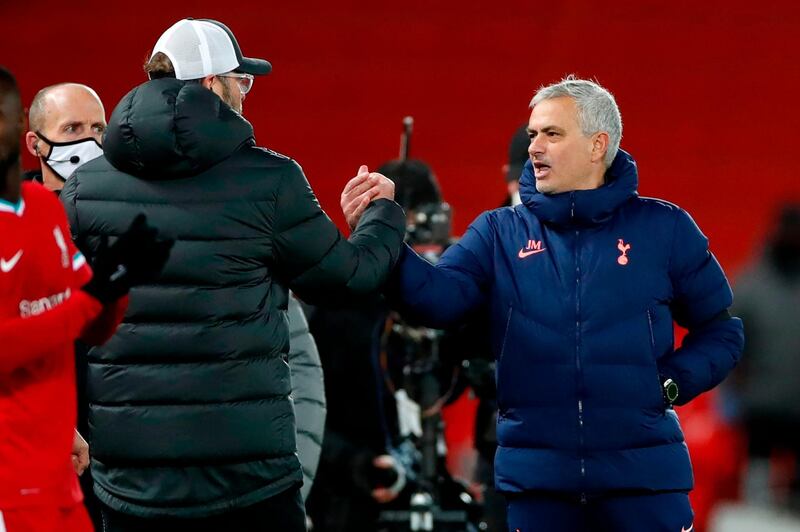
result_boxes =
[343,189,378,215]
[349,194,372,218]
[341,175,368,198]
[342,166,370,194]
[342,176,379,204]
[347,196,371,229]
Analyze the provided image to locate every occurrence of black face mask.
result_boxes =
[35,131,103,182]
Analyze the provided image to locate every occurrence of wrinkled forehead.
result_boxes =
[528,96,580,130]
[41,87,106,128]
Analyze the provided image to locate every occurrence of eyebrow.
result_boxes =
[527,125,565,134]
[59,120,84,129]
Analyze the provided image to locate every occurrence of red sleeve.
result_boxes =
[0,290,102,373]
[62,210,92,288]
[79,295,129,346]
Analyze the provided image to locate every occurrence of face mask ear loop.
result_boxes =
[34,131,53,160]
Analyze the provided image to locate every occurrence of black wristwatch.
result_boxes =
[662,377,679,406]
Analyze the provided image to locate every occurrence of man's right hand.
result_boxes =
[82,213,173,304]
[72,430,89,476]
[341,165,396,230]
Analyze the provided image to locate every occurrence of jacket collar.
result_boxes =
[519,149,639,227]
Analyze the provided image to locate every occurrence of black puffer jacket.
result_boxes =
[61,78,405,518]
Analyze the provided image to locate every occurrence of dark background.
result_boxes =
[2,0,799,274]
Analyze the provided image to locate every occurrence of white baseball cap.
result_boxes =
[151,18,272,80]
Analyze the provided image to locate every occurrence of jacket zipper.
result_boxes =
[646,308,665,415]
[572,194,587,501]
[497,305,514,420]
[498,305,514,364]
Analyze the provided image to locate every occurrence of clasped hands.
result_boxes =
[340,165,396,230]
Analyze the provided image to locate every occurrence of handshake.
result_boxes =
[340,165,396,230]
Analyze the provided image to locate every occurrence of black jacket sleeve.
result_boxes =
[273,162,406,304]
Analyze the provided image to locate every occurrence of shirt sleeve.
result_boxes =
[385,211,494,329]
[272,161,406,304]
[0,290,103,373]
[657,209,745,404]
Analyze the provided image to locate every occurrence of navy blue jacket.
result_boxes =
[388,150,744,495]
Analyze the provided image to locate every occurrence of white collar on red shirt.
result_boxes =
[0,197,25,217]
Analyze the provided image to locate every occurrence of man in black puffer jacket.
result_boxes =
[61,18,405,531]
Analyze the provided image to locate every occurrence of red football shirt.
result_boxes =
[0,182,107,509]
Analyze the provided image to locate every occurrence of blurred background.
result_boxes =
[3,1,799,530]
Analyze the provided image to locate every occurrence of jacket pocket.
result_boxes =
[647,308,666,412]
[646,308,656,359]
[496,305,514,414]
[498,305,514,364]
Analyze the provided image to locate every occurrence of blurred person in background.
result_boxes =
[286,295,327,506]
[22,81,109,528]
[306,159,441,532]
[733,203,800,510]
[61,18,404,532]
[0,65,170,532]
[500,125,529,207]
[352,76,745,531]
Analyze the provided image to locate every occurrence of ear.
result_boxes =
[24,131,41,158]
[200,75,215,89]
[591,132,609,164]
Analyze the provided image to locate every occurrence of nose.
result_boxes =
[528,136,544,158]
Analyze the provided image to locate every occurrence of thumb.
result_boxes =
[358,164,369,175]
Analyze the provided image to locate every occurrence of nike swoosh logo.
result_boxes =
[518,248,546,258]
[682,525,694,532]
[0,250,22,272]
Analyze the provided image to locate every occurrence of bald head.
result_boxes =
[25,83,106,190]
[28,83,105,135]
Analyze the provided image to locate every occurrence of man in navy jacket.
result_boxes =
[346,76,744,531]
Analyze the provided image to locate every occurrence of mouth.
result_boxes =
[533,161,551,178]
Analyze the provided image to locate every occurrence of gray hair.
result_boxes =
[530,75,622,167]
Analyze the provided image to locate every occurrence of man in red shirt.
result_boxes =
[0,66,171,532]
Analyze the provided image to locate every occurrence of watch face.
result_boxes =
[665,381,679,403]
